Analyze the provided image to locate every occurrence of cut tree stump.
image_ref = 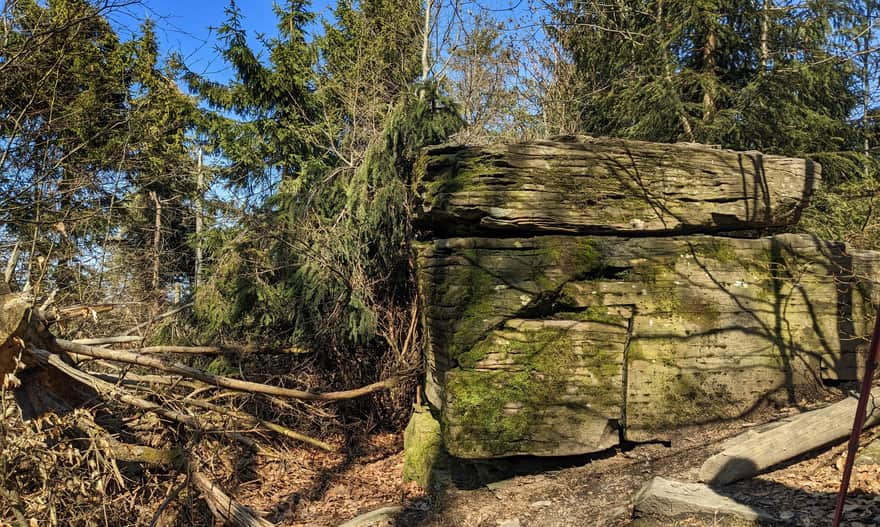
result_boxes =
[633,477,774,524]
[700,389,880,486]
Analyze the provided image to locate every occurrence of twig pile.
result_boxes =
[0,292,401,526]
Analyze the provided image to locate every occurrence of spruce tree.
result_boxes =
[552,0,860,180]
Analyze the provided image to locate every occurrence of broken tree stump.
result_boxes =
[700,388,880,486]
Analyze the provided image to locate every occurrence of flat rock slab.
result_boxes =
[633,477,774,524]
[700,388,880,485]
[337,506,403,527]
[415,136,819,236]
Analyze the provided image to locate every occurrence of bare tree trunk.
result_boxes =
[863,4,871,180]
[702,28,717,123]
[860,2,874,232]
[421,0,433,84]
[149,190,161,293]
[195,147,203,291]
[760,0,771,72]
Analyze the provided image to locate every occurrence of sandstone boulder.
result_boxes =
[415,136,819,236]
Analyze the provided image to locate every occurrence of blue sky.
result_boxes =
[108,0,543,83]
[112,0,334,81]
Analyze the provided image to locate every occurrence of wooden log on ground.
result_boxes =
[700,388,880,486]
[633,477,774,523]
[415,136,819,236]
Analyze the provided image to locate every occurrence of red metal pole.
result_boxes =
[832,306,880,527]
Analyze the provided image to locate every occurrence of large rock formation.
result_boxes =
[415,136,819,236]
[413,136,879,459]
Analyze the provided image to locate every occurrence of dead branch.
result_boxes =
[72,335,144,345]
[55,338,399,401]
[29,346,203,429]
[33,348,332,450]
[55,303,117,321]
[3,241,20,286]
[191,469,274,527]
[149,474,189,527]
[74,412,184,468]
[179,397,335,451]
[89,370,205,391]
[133,344,312,355]
[125,302,192,334]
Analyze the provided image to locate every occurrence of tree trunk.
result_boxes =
[195,147,204,291]
[760,0,771,71]
[702,27,717,123]
[149,190,162,294]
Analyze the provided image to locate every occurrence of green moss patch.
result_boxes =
[403,406,444,488]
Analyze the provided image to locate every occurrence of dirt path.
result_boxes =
[242,390,880,527]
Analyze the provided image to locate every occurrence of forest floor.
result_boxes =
[222,387,880,527]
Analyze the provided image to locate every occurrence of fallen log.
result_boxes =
[700,388,880,486]
[55,338,398,401]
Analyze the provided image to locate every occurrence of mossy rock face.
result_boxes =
[403,406,444,488]
[417,232,880,456]
[415,236,606,408]
[443,319,626,458]
[413,136,820,237]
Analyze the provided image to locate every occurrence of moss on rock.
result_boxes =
[403,406,444,488]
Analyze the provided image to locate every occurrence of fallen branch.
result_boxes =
[55,304,117,321]
[89,371,205,391]
[179,397,335,451]
[133,344,312,355]
[72,335,144,345]
[191,469,273,527]
[149,474,189,527]
[33,348,331,451]
[56,339,399,401]
[29,346,204,430]
[74,412,184,468]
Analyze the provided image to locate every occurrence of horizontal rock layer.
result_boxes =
[415,234,880,458]
[414,136,820,236]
